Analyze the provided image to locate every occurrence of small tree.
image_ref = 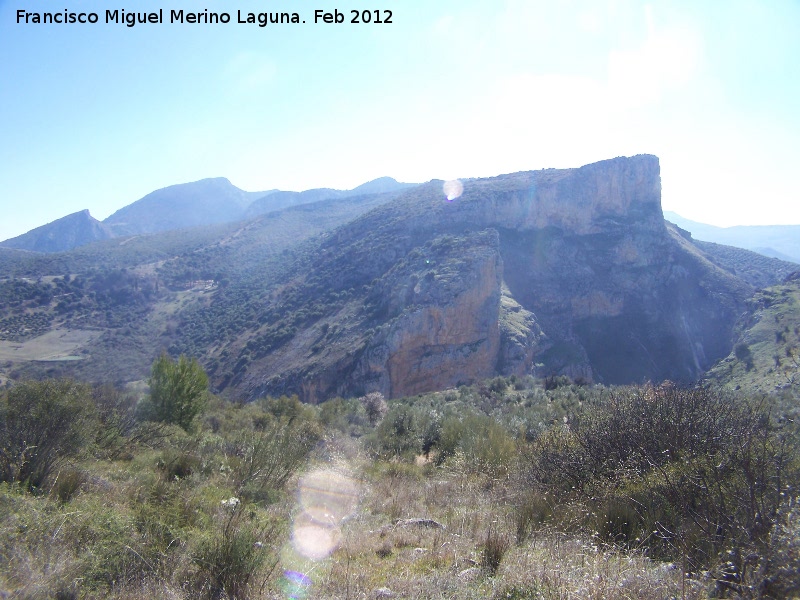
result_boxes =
[145,353,208,430]
[359,391,388,426]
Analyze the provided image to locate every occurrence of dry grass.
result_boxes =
[0,422,729,600]
[286,442,701,600]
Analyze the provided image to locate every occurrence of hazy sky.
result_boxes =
[1,0,798,242]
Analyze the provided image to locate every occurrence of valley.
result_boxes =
[0,155,797,401]
[1,155,798,599]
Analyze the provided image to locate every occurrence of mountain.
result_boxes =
[1,156,787,402]
[103,177,274,236]
[688,238,797,290]
[2,177,417,254]
[243,177,416,218]
[664,211,800,264]
[177,155,755,401]
[0,209,114,253]
[0,188,407,384]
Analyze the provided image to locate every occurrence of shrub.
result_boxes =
[232,415,322,503]
[158,446,201,481]
[142,353,208,431]
[594,497,642,546]
[514,492,552,544]
[318,396,367,434]
[0,379,96,491]
[525,384,799,573]
[482,527,510,576]
[368,405,421,460]
[193,506,278,599]
[92,384,139,458]
[359,391,388,426]
[50,467,86,504]
[756,497,800,598]
[459,414,517,479]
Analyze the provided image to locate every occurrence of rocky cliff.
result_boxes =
[223,154,752,401]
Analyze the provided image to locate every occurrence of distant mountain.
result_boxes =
[244,177,416,218]
[103,177,274,236]
[349,176,417,196]
[690,238,797,289]
[0,210,114,253]
[2,176,417,254]
[664,211,800,264]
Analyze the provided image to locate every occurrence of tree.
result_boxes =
[145,353,208,430]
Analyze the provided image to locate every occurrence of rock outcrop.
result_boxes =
[355,230,503,397]
[232,154,752,401]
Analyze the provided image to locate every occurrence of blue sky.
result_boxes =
[1,0,798,242]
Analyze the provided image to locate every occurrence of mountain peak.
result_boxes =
[0,209,113,253]
[102,177,257,236]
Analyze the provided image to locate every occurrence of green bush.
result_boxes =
[141,353,208,431]
[50,467,86,504]
[0,379,96,491]
[459,414,517,479]
[525,384,799,573]
[193,507,278,600]
[231,415,322,503]
[367,405,421,460]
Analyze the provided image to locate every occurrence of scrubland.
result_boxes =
[1,374,798,599]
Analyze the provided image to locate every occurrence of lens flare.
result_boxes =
[292,469,358,560]
[443,179,463,201]
[281,570,312,599]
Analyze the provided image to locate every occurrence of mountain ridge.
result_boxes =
[664,211,800,264]
[1,177,417,253]
[0,209,114,253]
[1,155,795,403]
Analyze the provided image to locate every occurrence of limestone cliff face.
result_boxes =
[455,154,663,235]
[231,154,751,400]
[240,230,506,402]
[497,287,549,377]
[356,230,503,397]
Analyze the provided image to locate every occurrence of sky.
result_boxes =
[1,0,799,242]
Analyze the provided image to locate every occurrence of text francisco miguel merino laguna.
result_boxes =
[16,8,309,27]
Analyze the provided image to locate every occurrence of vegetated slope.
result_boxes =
[705,272,800,407]
[2,177,416,257]
[103,177,272,236]
[0,210,114,253]
[0,189,404,385]
[243,177,416,218]
[167,155,755,402]
[0,156,774,398]
[664,211,800,263]
[666,223,797,289]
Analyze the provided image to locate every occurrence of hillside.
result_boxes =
[664,211,800,263]
[1,155,788,401]
[0,210,114,253]
[705,273,800,408]
[0,189,405,385]
[103,177,271,236]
